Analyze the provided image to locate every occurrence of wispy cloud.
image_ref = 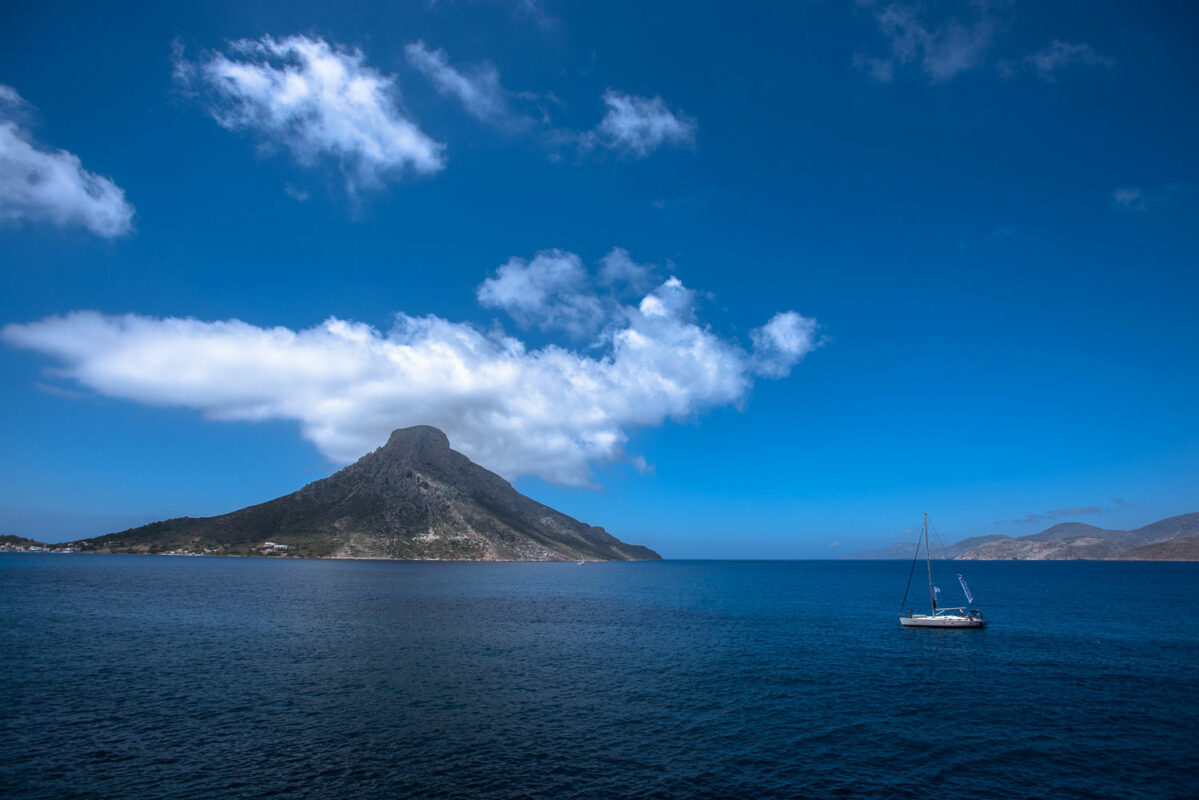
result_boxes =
[405,41,533,132]
[3,249,820,487]
[999,40,1113,80]
[1021,40,1113,79]
[583,91,696,157]
[1008,506,1103,525]
[424,0,560,30]
[510,0,559,30]
[856,4,1111,85]
[1110,183,1195,213]
[855,2,996,84]
[401,40,694,160]
[0,85,134,237]
[1112,186,1146,211]
[283,183,310,202]
[176,35,445,193]
[33,381,91,400]
[1003,498,1139,525]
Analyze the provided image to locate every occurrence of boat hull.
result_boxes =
[899,614,984,628]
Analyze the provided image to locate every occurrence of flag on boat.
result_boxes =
[957,574,974,603]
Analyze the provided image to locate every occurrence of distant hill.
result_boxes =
[849,513,1199,561]
[946,534,1013,556]
[957,513,1199,560]
[1121,537,1199,561]
[847,534,1006,560]
[1019,522,1123,542]
[846,541,921,560]
[71,426,660,562]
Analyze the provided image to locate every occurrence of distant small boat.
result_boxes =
[577,559,585,565]
[900,513,985,628]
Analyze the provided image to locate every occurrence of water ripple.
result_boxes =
[2,556,1197,799]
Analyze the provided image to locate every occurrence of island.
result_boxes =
[6,426,660,562]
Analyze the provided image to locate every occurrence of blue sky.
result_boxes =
[1,0,1196,557]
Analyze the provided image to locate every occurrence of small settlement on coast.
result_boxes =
[0,538,292,557]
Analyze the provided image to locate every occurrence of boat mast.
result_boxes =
[924,512,935,613]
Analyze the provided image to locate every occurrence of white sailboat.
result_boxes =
[899,513,985,628]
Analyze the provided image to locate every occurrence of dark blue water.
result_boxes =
[2,555,1197,799]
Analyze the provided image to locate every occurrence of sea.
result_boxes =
[2,555,1197,800]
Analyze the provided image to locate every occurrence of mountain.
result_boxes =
[941,534,1011,557]
[75,426,660,562]
[848,513,1199,561]
[956,513,1199,560]
[955,533,1126,560]
[846,534,1006,560]
[1129,514,1199,544]
[1121,538,1199,561]
[1019,522,1122,542]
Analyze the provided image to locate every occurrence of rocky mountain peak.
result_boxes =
[347,425,464,485]
[384,425,451,452]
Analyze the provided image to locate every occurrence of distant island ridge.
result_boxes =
[848,513,1199,561]
[2,426,659,561]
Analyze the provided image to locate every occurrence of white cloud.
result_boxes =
[598,247,655,294]
[3,250,820,487]
[477,249,606,338]
[477,248,666,337]
[405,41,529,131]
[178,35,444,191]
[857,3,995,83]
[750,311,821,378]
[0,85,134,237]
[1023,40,1112,79]
[586,91,696,157]
[400,44,694,161]
[638,276,696,322]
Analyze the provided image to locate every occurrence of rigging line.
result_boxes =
[928,518,950,559]
[929,518,974,605]
[899,527,922,611]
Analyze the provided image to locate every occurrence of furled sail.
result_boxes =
[957,574,974,604]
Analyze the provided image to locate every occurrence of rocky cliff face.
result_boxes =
[88,426,660,561]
